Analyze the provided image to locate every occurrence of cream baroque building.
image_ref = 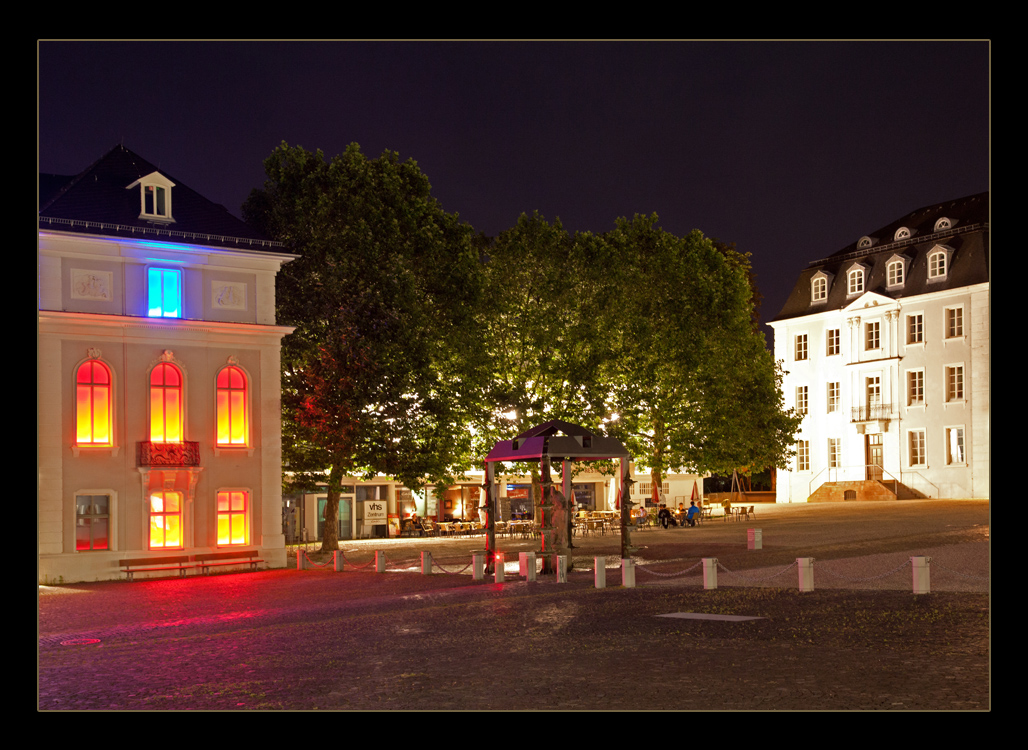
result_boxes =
[38,146,295,582]
[769,193,989,503]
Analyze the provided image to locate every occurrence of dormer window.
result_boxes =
[847,265,865,296]
[857,236,875,250]
[927,244,954,282]
[886,254,910,289]
[809,270,833,305]
[127,171,176,223]
[934,217,953,232]
[894,226,912,241]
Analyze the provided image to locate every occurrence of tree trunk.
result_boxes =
[320,465,342,553]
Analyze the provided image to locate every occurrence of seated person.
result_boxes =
[685,501,700,527]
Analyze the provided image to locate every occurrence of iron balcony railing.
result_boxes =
[850,403,894,422]
[138,441,201,467]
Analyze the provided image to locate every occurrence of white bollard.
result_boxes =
[594,556,606,589]
[334,550,344,572]
[703,557,718,589]
[557,555,568,583]
[912,556,931,594]
[519,551,536,581]
[622,558,636,588]
[375,550,386,573]
[797,557,814,592]
[472,552,485,580]
[748,528,762,550]
[494,552,505,583]
[421,550,433,575]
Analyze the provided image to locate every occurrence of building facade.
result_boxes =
[769,193,989,502]
[39,146,295,582]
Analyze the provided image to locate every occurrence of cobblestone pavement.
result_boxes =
[39,500,989,711]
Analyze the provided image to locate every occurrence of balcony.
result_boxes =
[850,403,894,422]
[138,441,201,467]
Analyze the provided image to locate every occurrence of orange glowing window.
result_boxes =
[150,363,183,442]
[217,490,248,546]
[216,366,248,446]
[76,360,112,445]
[149,490,182,549]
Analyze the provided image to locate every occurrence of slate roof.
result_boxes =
[772,192,989,323]
[39,145,282,252]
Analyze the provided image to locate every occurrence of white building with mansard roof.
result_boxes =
[39,145,296,582]
[768,192,988,502]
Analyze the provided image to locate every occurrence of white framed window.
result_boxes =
[127,171,175,223]
[894,226,912,241]
[811,275,827,303]
[795,334,808,361]
[848,267,865,296]
[828,438,841,469]
[945,306,964,339]
[927,245,952,281]
[826,328,840,356]
[887,259,904,288]
[908,430,926,467]
[76,494,111,551]
[945,365,964,402]
[945,426,966,465]
[796,440,810,472]
[907,313,924,345]
[796,386,808,415]
[827,382,840,413]
[907,369,925,406]
[934,217,952,232]
[865,320,881,351]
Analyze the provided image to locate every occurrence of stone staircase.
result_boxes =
[807,480,924,503]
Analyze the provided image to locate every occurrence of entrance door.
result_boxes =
[866,434,883,481]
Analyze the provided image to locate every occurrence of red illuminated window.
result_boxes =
[217,490,248,546]
[149,490,183,549]
[150,363,183,442]
[76,360,112,445]
[216,366,248,446]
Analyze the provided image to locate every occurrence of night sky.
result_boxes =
[38,41,990,340]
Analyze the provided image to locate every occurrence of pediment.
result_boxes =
[843,291,895,312]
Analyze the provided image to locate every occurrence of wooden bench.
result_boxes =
[120,555,194,581]
[193,550,263,575]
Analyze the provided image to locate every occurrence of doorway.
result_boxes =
[865,433,883,481]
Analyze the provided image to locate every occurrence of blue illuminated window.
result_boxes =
[148,267,182,318]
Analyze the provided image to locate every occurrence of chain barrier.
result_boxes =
[634,559,704,578]
[814,558,911,582]
[299,550,334,569]
[431,559,474,575]
[717,560,799,583]
[924,560,989,581]
[292,545,986,591]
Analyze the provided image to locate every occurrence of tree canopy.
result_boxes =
[244,142,486,549]
[246,141,800,548]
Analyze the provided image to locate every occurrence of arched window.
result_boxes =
[848,267,864,296]
[76,360,112,445]
[150,363,183,442]
[887,259,905,288]
[811,276,827,302]
[216,365,248,446]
